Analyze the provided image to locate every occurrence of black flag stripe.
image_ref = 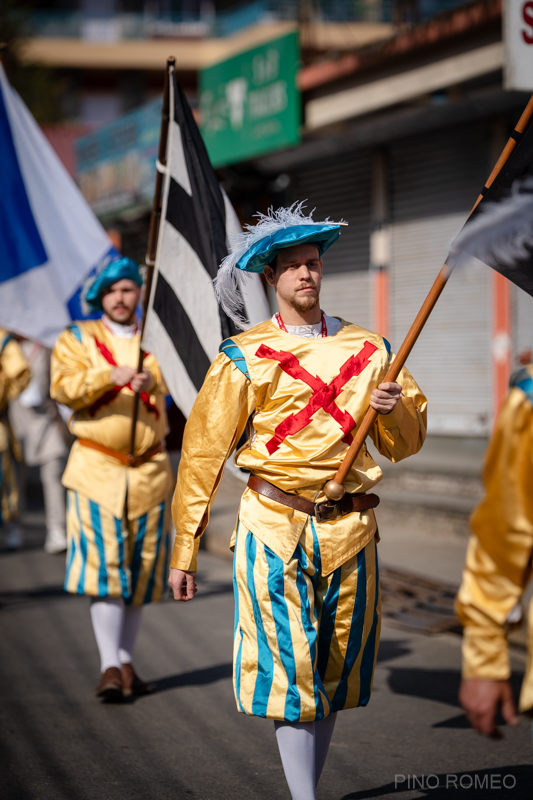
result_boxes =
[166,177,212,276]
[152,272,212,392]
[457,116,533,298]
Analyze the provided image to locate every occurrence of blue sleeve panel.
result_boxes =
[510,367,533,405]
[382,337,392,361]
[219,338,250,380]
[0,333,13,354]
[67,324,83,343]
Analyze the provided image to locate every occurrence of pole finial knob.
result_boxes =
[323,480,345,501]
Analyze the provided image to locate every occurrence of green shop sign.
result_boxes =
[199,31,300,168]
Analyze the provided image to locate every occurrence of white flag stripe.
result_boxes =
[223,190,270,327]
[143,311,199,417]
[169,121,192,196]
[223,189,243,249]
[239,271,271,326]
[0,266,72,345]
[157,223,222,361]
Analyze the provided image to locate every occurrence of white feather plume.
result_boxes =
[214,201,346,330]
[453,180,533,270]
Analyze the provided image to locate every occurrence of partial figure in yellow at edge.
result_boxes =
[0,329,30,550]
[457,362,533,736]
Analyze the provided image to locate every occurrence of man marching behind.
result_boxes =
[169,206,427,799]
[456,362,533,736]
[51,257,173,701]
[0,330,31,550]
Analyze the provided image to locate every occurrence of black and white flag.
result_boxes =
[451,114,533,295]
[142,70,269,416]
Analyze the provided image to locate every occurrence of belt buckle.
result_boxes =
[314,501,342,523]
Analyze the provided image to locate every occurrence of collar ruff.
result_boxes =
[271,312,341,339]
[102,316,138,339]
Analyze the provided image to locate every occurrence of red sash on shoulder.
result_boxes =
[87,337,159,419]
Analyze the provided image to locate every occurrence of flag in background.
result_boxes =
[142,71,270,418]
[0,64,114,346]
[451,117,533,294]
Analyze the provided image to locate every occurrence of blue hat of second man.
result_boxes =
[84,257,143,312]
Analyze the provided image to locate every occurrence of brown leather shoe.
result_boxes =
[121,663,154,696]
[95,667,123,702]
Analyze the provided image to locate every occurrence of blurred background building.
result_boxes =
[3,0,533,528]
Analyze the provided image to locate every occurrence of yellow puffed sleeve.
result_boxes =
[457,535,521,681]
[51,327,115,410]
[455,380,533,711]
[369,358,427,462]
[171,352,255,572]
[0,333,31,410]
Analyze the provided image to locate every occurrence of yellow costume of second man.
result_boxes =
[456,364,533,715]
[51,319,174,606]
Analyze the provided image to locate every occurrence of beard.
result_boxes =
[291,289,320,314]
[105,308,137,326]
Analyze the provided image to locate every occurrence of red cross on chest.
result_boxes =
[88,336,159,419]
[255,340,378,454]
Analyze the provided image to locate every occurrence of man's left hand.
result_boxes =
[459,678,519,738]
[130,370,153,393]
[370,382,402,415]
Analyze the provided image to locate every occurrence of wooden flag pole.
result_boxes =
[323,93,533,502]
[128,56,175,463]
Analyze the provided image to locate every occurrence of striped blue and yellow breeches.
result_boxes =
[233,519,380,722]
[65,489,171,606]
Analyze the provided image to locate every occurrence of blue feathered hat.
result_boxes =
[83,256,143,313]
[214,202,345,329]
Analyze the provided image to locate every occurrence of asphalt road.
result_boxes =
[1,520,532,800]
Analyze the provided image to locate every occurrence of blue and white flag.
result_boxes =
[0,64,114,346]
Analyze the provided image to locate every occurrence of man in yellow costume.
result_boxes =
[456,364,533,736]
[0,330,31,550]
[51,257,173,701]
[168,206,427,800]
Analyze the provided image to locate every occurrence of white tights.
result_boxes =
[274,713,337,800]
[89,598,143,672]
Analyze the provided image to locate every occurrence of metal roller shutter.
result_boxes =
[390,122,492,436]
[290,149,372,275]
[289,150,372,326]
[317,271,371,329]
[513,284,533,362]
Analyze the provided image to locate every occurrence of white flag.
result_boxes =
[0,64,113,346]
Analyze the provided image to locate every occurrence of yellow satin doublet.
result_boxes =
[455,367,533,714]
[51,320,173,520]
[172,318,427,574]
[0,329,31,453]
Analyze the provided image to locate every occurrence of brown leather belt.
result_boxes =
[247,475,379,523]
[78,438,164,467]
